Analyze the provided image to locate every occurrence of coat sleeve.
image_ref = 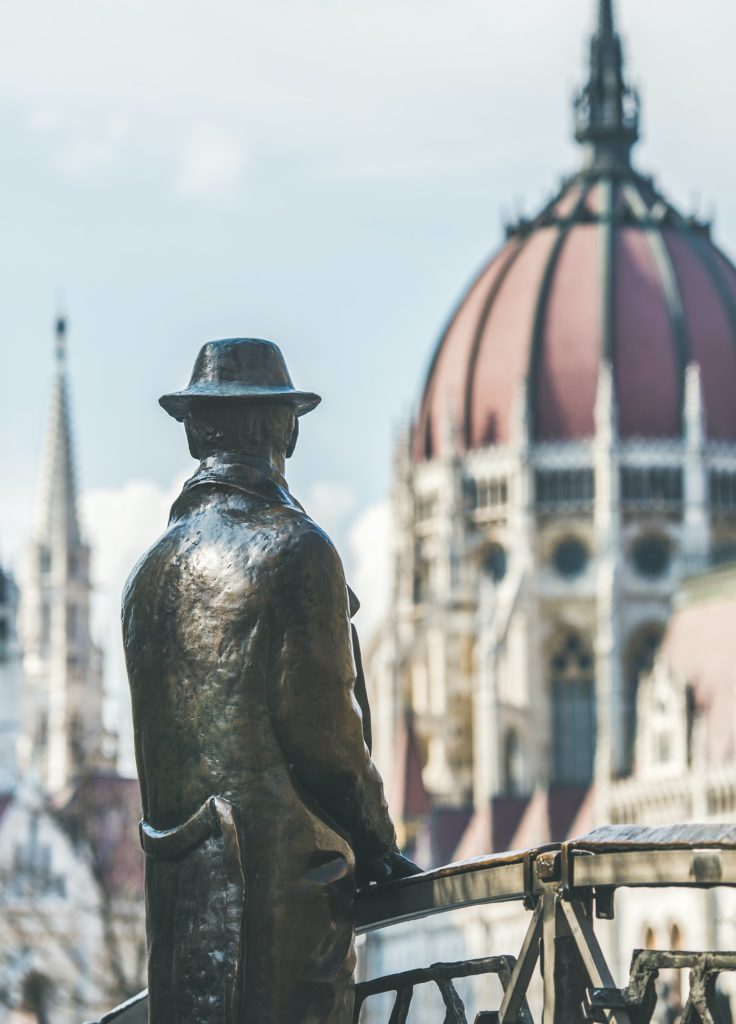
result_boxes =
[271,527,396,861]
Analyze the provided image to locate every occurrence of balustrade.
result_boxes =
[89,824,736,1023]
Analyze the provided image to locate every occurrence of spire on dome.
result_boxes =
[574,0,640,170]
[34,316,80,546]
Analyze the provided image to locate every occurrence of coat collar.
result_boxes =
[172,452,301,518]
[193,452,289,491]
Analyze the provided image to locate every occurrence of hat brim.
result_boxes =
[159,385,322,422]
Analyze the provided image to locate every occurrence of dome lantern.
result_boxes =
[574,0,640,171]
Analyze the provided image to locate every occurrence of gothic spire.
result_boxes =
[599,0,613,36]
[574,0,640,170]
[34,316,81,547]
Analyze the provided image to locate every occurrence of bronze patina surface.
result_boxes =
[122,339,418,1024]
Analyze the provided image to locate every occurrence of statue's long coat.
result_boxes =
[122,453,396,1024]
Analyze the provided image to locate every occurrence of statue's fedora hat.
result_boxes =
[159,338,321,421]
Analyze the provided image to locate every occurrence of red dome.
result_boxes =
[414,4,736,461]
[414,179,736,460]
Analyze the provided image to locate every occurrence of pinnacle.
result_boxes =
[574,0,640,171]
[33,319,80,546]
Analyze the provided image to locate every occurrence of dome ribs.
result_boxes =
[682,232,736,364]
[460,239,528,450]
[529,182,598,441]
[665,230,736,441]
[468,227,559,448]
[622,181,690,436]
[413,244,521,461]
[414,165,736,458]
[612,220,679,438]
[553,182,584,220]
[601,178,617,365]
[713,249,736,351]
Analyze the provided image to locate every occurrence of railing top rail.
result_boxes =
[570,822,736,850]
[356,823,736,933]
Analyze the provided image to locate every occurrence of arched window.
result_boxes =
[623,623,665,774]
[551,631,596,784]
[503,729,524,795]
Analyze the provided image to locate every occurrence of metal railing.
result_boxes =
[90,823,736,1023]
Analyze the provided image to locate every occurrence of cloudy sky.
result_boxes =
[2,0,735,769]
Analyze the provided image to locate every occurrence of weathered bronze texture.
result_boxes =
[122,339,418,1024]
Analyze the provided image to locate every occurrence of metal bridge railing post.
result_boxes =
[540,888,591,1024]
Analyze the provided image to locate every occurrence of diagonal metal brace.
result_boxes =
[560,897,633,1024]
[497,900,542,1024]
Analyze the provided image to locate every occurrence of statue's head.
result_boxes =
[159,338,320,464]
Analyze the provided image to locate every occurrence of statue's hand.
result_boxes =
[384,850,423,881]
[356,848,423,888]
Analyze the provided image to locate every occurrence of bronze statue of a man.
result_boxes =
[122,338,418,1024]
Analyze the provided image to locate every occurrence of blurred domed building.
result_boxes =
[360,4,736,1011]
[370,0,736,865]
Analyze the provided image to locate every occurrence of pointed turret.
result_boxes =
[574,0,640,170]
[683,364,710,568]
[19,318,110,793]
[33,316,81,547]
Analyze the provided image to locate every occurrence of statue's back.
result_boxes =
[123,483,317,831]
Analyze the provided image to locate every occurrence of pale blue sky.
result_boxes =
[2,0,736,759]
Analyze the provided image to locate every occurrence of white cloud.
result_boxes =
[28,108,130,181]
[347,500,392,643]
[54,116,130,181]
[174,125,248,201]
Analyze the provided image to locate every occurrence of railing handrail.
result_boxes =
[89,823,736,1023]
[357,822,736,932]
